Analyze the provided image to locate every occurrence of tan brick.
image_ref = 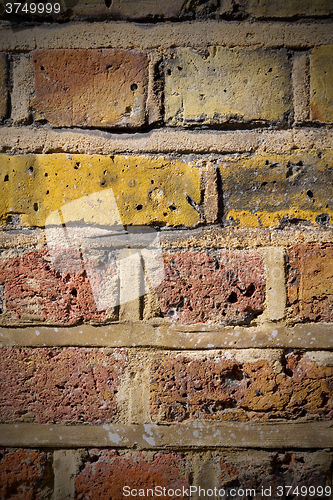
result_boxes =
[232,0,333,17]
[11,55,34,124]
[310,45,333,122]
[0,154,201,227]
[292,52,310,123]
[0,448,52,499]
[164,48,292,125]
[0,53,7,121]
[0,347,128,423]
[287,243,333,322]
[219,151,333,227]
[31,49,148,128]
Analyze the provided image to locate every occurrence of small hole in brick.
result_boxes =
[33,202,38,211]
[261,182,267,187]
[224,89,227,92]
[163,212,168,217]
[166,69,171,76]
[40,66,45,70]
[45,172,48,177]
[130,83,138,91]
[169,205,177,211]
[4,174,8,181]
[268,67,272,72]
[28,167,33,174]
[151,180,154,184]
[106,64,112,70]
[74,163,80,170]
[307,190,313,198]
[136,204,143,211]
[125,106,132,114]
[245,283,256,297]
[228,292,237,303]
[100,181,106,187]
[46,190,49,194]
[71,288,77,297]
[265,160,269,165]
[177,66,183,71]
[103,170,107,175]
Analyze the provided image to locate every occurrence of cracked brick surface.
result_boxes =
[150,353,333,422]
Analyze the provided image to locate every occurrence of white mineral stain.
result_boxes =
[143,435,156,446]
[108,432,121,444]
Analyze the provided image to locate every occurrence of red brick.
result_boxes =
[0,347,127,424]
[150,353,333,422]
[0,248,112,324]
[155,250,265,324]
[0,448,52,499]
[31,49,147,128]
[75,450,190,500]
[287,243,333,322]
[216,452,330,497]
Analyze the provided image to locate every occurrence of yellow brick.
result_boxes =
[220,151,333,227]
[164,47,292,125]
[310,45,333,122]
[0,155,201,227]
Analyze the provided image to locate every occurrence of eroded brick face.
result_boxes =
[155,250,265,324]
[150,353,333,422]
[0,348,128,423]
[216,452,330,499]
[0,448,52,499]
[75,450,190,500]
[287,243,333,322]
[0,248,110,324]
[31,49,147,128]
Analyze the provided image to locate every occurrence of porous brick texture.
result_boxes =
[287,243,333,322]
[310,46,333,122]
[32,49,148,128]
[155,250,265,324]
[0,53,7,121]
[150,352,333,422]
[75,450,191,500]
[0,347,127,423]
[0,448,53,499]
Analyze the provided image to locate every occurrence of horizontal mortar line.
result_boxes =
[0,322,332,349]
[1,20,333,51]
[0,421,331,449]
[1,127,333,154]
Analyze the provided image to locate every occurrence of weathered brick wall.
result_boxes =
[0,1,333,498]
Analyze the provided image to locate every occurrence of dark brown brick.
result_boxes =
[0,347,127,424]
[155,250,265,324]
[31,49,147,128]
[75,450,191,500]
[287,243,333,322]
[0,248,111,324]
[150,353,333,422]
[0,448,52,499]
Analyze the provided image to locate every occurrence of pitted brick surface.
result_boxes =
[287,243,333,322]
[0,347,127,423]
[75,450,190,500]
[0,248,110,324]
[150,353,333,422]
[155,250,265,324]
[32,49,147,128]
[0,448,52,499]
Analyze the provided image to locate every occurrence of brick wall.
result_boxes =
[0,1,333,498]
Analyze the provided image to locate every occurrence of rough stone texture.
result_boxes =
[0,154,201,227]
[292,52,310,123]
[150,352,333,422]
[11,55,35,125]
[0,53,7,121]
[310,45,333,123]
[231,0,333,18]
[0,448,52,499]
[155,250,265,324]
[219,151,333,227]
[164,48,292,126]
[0,248,112,324]
[105,0,217,19]
[215,450,331,498]
[31,49,148,128]
[0,347,127,423]
[287,243,333,322]
[75,450,190,500]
